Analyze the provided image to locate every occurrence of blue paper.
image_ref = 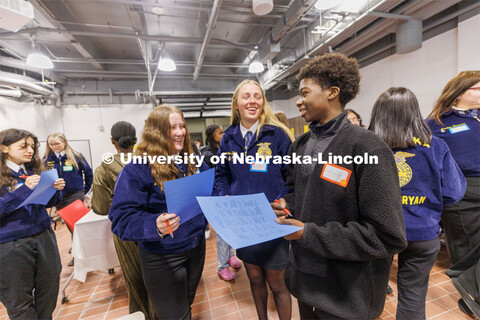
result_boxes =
[196,193,302,249]
[163,168,214,224]
[16,170,59,209]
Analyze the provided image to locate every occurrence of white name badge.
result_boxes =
[320,163,351,188]
[63,165,74,172]
[251,162,268,172]
[449,124,470,134]
[8,182,24,192]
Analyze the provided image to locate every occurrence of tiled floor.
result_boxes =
[0,223,478,320]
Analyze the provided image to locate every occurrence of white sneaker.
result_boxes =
[205,229,211,239]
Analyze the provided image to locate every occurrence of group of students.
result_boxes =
[0,53,478,320]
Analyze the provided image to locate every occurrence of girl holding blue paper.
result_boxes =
[109,105,210,320]
[215,79,295,320]
[0,128,65,320]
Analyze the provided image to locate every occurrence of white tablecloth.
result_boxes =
[72,210,120,282]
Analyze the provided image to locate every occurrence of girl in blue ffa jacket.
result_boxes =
[427,71,480,316]
[44,132,93,210]
[109,105,210,320]
[369,87,466,320]
[0,128,65,320]
[215,79,295,320]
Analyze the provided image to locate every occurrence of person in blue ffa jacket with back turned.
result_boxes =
[215,79,295,320]
[427,71,480,316]
[272,53,407,320]
[109,105,210,320]
[369,87,466,320]
[0,128,65,320]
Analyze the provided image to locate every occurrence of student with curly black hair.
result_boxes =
[272,53,407,320]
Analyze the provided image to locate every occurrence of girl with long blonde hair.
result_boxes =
[44,132,93,210]
[44,132,93,266]
[216,79,294,320]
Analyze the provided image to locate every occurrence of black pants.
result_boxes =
[139,240,206,320]
[396,238,440,320]
[298,300,346,320]
[442,176,480,312]
[0,228,62,320]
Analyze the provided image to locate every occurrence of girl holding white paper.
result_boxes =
[215,79,295,320]
[0,128,65,320]
[109,105,210,320]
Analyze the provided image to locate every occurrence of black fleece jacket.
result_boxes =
[284,122,407,319]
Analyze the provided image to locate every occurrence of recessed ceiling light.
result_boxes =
[152,7,164,15]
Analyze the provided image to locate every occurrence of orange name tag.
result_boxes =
[320,163,351,188]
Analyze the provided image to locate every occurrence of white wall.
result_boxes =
[269,14,480,126]
[0,99,152,168]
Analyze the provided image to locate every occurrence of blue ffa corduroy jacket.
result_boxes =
[427,110,480,177]
[393,136,466,241]
[0,168,62,243]
[45,153,93,194]
[109,162,209,254]
[215,124,292,201]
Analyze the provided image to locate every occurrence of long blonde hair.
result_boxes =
[136,105,196,190]
[230,79,294,142]
[429,71,480,125]
[44,132,84,170]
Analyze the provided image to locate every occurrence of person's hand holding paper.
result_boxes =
[163,168,214,224]
[16,170,60,209]
[196,193,302,249]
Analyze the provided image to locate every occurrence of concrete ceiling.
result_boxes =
[0,0,477,117]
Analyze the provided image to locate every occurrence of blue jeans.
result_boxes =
[217,234,235,271]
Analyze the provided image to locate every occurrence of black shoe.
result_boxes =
[458,298,474,316]
[68,258,74,267]
[387,285,393,294]
[68,247,72,254]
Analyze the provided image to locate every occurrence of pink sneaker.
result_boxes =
[218,267,236,281]
[228,256,242,269]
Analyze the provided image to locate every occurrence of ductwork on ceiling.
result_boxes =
[0,71,56,98]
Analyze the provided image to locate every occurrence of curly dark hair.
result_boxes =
[297,53,360,106]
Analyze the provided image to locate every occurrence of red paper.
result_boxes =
[57,199,90,231]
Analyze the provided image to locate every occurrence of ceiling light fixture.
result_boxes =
[249,61,264,73]
[26,35,53,69]
[151,7,164,15]
[252,0,273,16]
[26,53,54,69]
[157,50,176,72]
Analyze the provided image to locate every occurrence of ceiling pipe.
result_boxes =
[48,58,250,68]
[0,71,54,96]
[193,0,223,81]
[0,28,257,50]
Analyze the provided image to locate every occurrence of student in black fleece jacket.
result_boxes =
[272,53,407,319]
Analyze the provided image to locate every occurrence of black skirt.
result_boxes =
[237,237,289,270]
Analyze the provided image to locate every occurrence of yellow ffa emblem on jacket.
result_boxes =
[256,143,272,159]
[64,159,73,166]
[394,152,415,187]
